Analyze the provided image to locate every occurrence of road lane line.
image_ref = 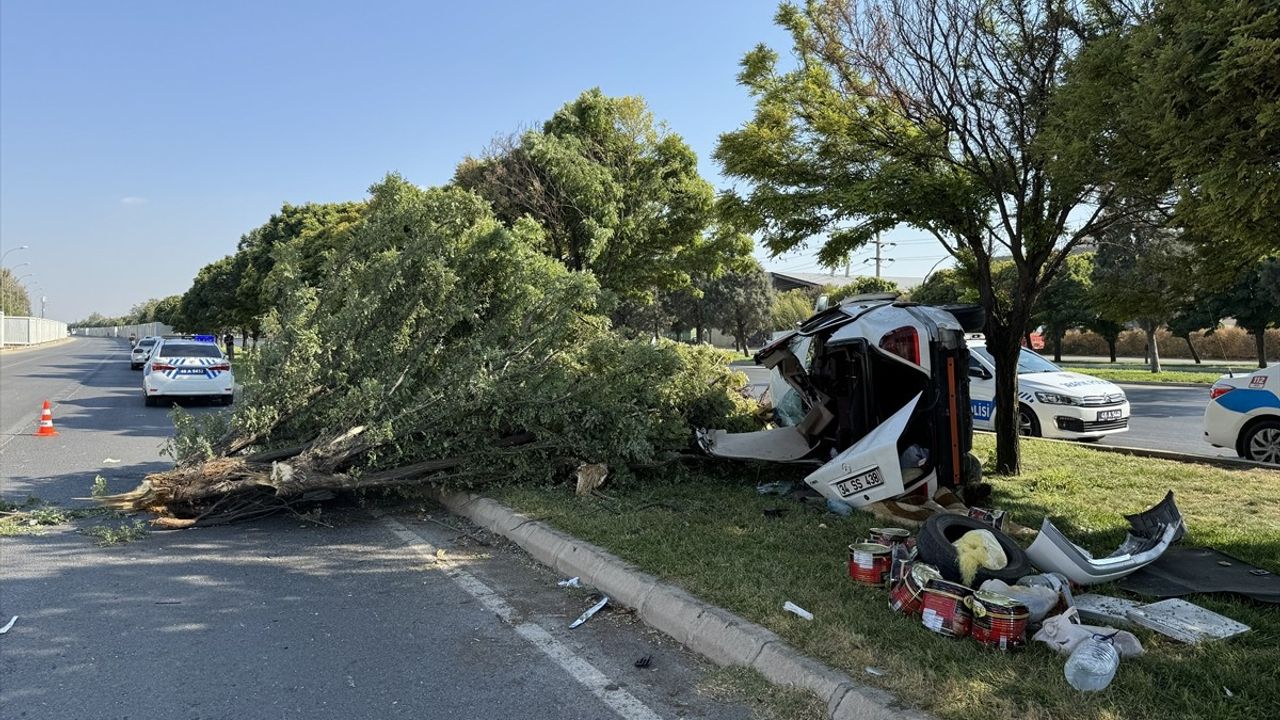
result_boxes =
[0,343,118,452]
[374,513,664,720]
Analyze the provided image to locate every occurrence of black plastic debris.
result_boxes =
[1120,547,1280,604]
[634,655,653,669]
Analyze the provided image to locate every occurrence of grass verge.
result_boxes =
[495,436,1280,720]
[1060,364,1235,385]
[699,667,826,720]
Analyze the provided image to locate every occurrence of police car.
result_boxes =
[1203,365,1280,464]
[130,336,160,370]
[142,335,235,406]
[965,335,1129,439]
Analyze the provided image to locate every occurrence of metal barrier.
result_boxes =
[74,322,174,340]
[1,314,70,346]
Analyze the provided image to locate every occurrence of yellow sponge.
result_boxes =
[952,529,1008,586]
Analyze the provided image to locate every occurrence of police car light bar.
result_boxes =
[193,334,217,343]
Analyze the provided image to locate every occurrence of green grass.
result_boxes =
[494,436,1280,720]
[698,667,826,720]
[1060,363,1236,385]
[82,519,149,546]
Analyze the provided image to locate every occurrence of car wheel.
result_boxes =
[1018,404,1041,437]
[1242,420,1280,464]
[144,395,159,407]
[219,395,234,406]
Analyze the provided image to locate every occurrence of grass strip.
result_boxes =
[496,435,1280,720]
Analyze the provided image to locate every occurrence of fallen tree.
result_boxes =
[105,175,759,523]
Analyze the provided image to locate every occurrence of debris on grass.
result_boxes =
[557,576,582,588]
[569,595,609,628]
[782,601,813,620]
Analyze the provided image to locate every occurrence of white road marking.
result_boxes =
[0,342,118,452]
[374,513,664,720]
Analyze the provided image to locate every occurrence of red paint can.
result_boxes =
[848,543,892,585]
[869,527,912,547]
[921,579,973,638]
[967,590,1029,650]
[888,563,941,616]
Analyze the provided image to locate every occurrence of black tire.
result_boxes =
[144,395,159,407]
[1018,404,1041,437]
[131,363,141,371]
[219,395,234,407]
[1241,419,1280,464]
[916,514,1033,586]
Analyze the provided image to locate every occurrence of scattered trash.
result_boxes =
[952,529,1007,586]
[1123,490,1186,543]
[102,458,121,464]
[967,590,1029,650]
[864,666,886,676]
[435,548,447,560]
[826,498,853,517]
[557,577,582,588]
[1224,686,1234,698]
[921,579,974,638]
[848,543,892,585]
[967,506,1006,532]
[889,563,940,616]
[869,527,911,547]
[755,480,794,496]
[634,654,653,669]
[569,595,609,629]
[1119,547,1280,604]
[574,463,609,497]
[1017,572,1076,612]
[1032,608,1144,658]
[979,579,1059,624]
[1125,598,1250,644]
[0,616,16,634]
[817,523,828,529]
[762,507,787,519]
[1072,594,1142,628]
[1064,633,1120,692]
[917,514,1031,585]
[1026,518,1178,586]
[782,601,813,620]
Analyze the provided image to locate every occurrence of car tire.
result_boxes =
[144,395,159,407]
[1241,419,1280,464]
[1018,404,1041,437]
[219,395,234,406]
[130,363,140,371]
[916,514,1033,586]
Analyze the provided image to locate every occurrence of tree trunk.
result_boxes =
[1255,331,1268,369]
[987,326,1022,475]
[1107,337,1117,363]
[1183,335,1201,364]
[1052,329,1064,363]
[1144,322,1161,373]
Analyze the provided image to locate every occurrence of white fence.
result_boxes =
[1,314,70,346]
[74,322,174,339]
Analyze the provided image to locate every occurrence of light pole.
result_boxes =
[1,245,29,265]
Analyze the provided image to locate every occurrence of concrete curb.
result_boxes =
[1021,434,1276,471]
[429,489,932,720]
[1113,380,1208,388]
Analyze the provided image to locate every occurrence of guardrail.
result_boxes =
[1,313,69,346]
[73,322,174,339]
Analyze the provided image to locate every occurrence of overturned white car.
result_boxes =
[699,296,985,508]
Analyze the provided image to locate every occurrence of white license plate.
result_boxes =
[177,368,206,375]
[1097,409,1122,421]
[836,467,885,498]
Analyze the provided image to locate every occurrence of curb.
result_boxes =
[428,489,932,720]
[1112,380,1208,388]
[1023,434,1276,470]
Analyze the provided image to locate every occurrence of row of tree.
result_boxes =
[0,267,32,316]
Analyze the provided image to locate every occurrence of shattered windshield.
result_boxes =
[971,347,1061,375]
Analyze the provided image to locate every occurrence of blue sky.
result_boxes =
[0,0,951,322]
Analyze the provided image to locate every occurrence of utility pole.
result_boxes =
[873,234,882,278]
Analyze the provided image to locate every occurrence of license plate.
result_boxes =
[177,368,206,375]
[835,466,885,498]
[1098,409,1122,421]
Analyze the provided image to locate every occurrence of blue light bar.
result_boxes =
[193,334,217,343]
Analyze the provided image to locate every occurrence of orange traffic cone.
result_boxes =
[34,400,58,437]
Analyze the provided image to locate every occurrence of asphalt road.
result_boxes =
[734,364,1235,460]
[1,338,753,720]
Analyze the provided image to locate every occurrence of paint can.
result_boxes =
[889,563,941,616]
[869,527,912,547]
[967,590,1029,650]
[888,542,917,584]
[921,579,974,638]
[848,542,892,585]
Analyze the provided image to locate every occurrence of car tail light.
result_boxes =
[151,362,175,371]
[879,326,921,365]
[1209,384,1233,400]
[211,363,231,372]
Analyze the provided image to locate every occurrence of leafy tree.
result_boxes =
[178,256,245,334]
[772,288,814,330]
[1075,1,1280,278]
[707,262,774,354]
[1091,208,1191,373]
[152,295,184,327]
[715,0,1121,473]
[1206,258,1280,368]
[0,267,32,316]
[1035,254,1095,362]
[455,89,740,305]
[909,268,975,307]
[826,276,900,304]
[1167,303,1219,365]
[1084,315,1125,363]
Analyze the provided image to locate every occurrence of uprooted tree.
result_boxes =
[104,175,759,523]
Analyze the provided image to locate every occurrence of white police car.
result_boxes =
[142,336,235,406]
[1203,365,1280,464]
[965,335,1129,439]
[130,336,160,370]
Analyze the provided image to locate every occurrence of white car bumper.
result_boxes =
[143,367,235,398]
[1202,398,1241,449]
[1036,401,1131,439]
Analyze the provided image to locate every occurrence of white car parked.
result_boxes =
[965,335,1130,439]
[130,336,160,370]
[142,337,235,406]
[1203,365,1280,464]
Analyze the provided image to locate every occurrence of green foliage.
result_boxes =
[706,262,774,353]
[908,268,975,306]
[1091,211,1191,328]
[825,276,899,304]
[1035,254,1095,356]
[1203,258,1280,367]
[165,406,231,465]
[224,174,759,487]
[456,89,741,305]
[771,289,814,330]
[0,266,32,315]
[83,520,148,546]
[177,255,245,333]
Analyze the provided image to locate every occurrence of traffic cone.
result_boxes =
[34,400,58,437]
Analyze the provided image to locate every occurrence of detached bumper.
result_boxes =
[1040,401,1130,439]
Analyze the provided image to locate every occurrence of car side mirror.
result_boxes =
[969,366,992,380]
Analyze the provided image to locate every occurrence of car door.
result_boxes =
[968,354,996,430]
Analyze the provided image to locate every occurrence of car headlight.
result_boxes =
[1035,391,1080,405]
